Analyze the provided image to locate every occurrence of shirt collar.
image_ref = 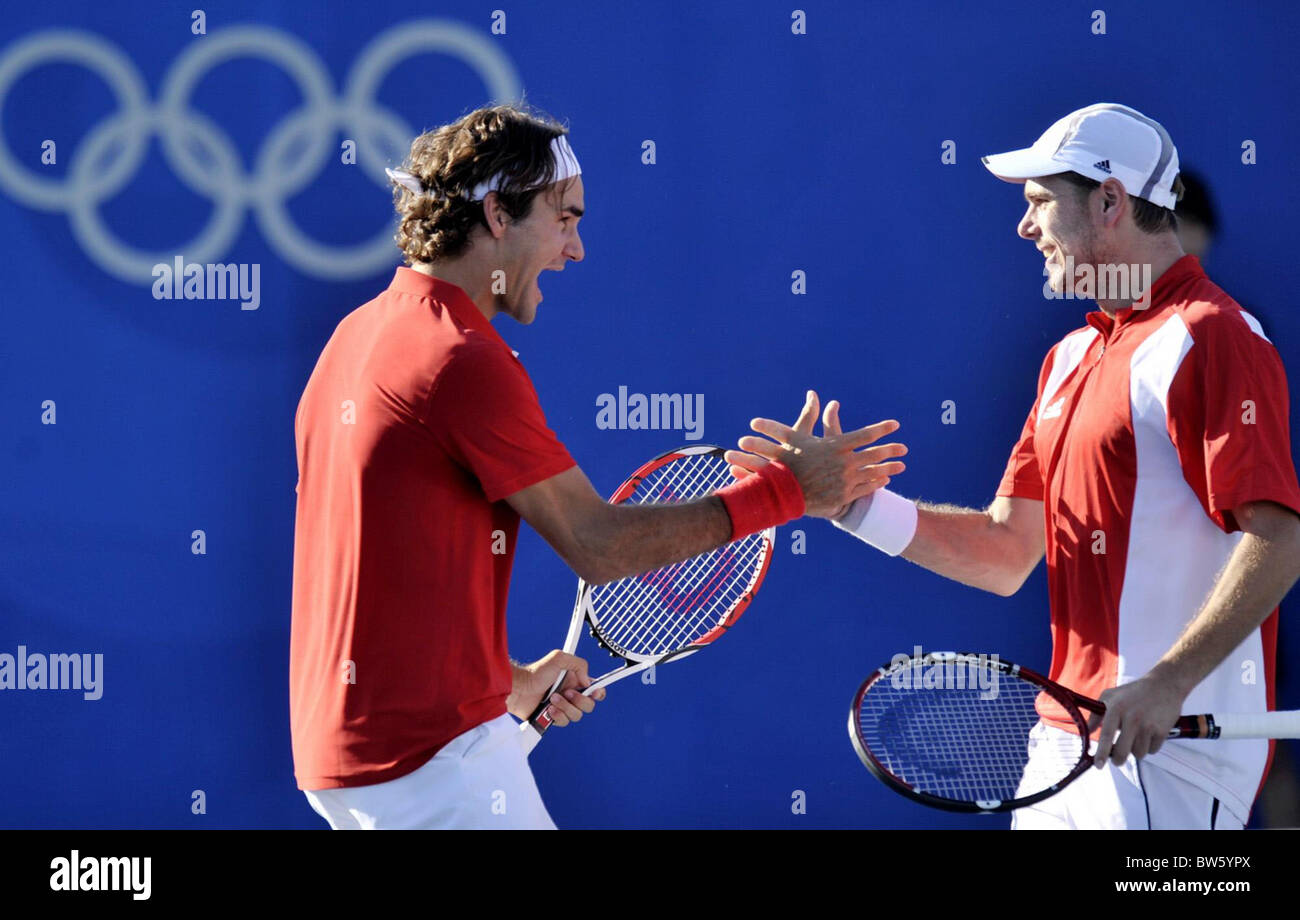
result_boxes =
[388,265,511,350]
[1144,254,1205,310]
[1085,254,1205,334]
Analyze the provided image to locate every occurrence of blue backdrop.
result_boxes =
[2,0,1298,828]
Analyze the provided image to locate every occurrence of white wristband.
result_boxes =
[832,489,918,556]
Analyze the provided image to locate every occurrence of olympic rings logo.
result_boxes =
[0,20,521,282]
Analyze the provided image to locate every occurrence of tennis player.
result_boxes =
[289,103,907,829]
[735,103,1300,829]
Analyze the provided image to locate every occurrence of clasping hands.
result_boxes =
[724,390,907,519]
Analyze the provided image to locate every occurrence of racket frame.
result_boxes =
[521,444,775,748]
[848,651,1094,814]
[849,649,1300,814]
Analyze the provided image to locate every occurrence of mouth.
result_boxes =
[533,264,567,302]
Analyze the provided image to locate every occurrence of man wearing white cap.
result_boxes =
[825,103,1300,828]
[289,104,906,828]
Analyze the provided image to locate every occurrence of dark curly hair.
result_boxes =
[391,103,569,265]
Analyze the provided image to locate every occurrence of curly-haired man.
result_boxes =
[288,104,907,828]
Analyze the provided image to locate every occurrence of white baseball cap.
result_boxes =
[981,103,1180,209]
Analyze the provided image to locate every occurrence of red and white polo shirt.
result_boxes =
[997,255,1300,821]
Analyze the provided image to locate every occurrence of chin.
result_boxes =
[495,295,536,325]
[513,301,538,325]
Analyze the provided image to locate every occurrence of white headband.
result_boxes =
[385,134,581,202]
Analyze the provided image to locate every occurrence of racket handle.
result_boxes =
[1169,714,1218,739]
[1172,711,1300,740]
[524,669,569,738]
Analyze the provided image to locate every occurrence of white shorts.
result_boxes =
[303,714,556,830]
[1010,721,1243,830]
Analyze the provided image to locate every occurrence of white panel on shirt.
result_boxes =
[1037,328,1100,423]
[1122,312,1268,822]
[1239,309,1271,344]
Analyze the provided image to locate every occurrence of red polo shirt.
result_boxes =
[290,267,575,790]
[997,255,1300,819]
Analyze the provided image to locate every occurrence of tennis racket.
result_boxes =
[519,444,776,754]
[849,649,1300,813]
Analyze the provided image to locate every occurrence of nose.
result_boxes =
[1017,204,1037,241]
[565,228,584,263]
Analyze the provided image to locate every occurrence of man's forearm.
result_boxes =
[1150,528,1300,695]
[578,498,734,585]
[900,502,1038,596]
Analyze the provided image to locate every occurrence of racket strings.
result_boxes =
[596,510,763,653]
[857,662,1086,804]
[604,534,765,654]
[591,454,767,657]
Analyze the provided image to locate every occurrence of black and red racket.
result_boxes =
[519,444,776,754]
[849,649,1300,813]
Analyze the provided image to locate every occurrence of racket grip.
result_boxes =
[1173,711,1300,740]
[1169,714,1218,739]
[525,669,569,738]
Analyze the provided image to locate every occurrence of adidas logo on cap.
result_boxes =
[1093,159,1112,173]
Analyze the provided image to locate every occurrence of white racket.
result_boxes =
[520,444,776,754]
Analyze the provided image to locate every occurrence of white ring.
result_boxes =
[0,20,523,283]
[0,30,150,210]
[157,25,335,201]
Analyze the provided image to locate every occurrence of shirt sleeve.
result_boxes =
[996,343,1059,501]
[1166,311,1300,533]
[426,340,577,502]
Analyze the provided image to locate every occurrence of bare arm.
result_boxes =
[506,466,733,585]
[508,392,907,585]
[1094,500,1300,764]
[899,495,1046,597]
[729,398,1044,596]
